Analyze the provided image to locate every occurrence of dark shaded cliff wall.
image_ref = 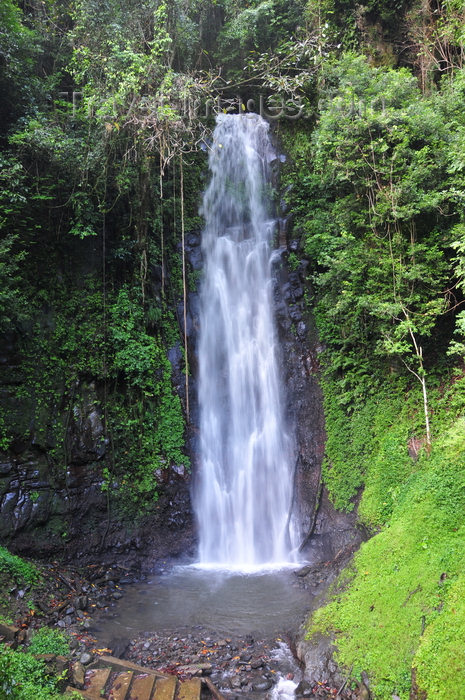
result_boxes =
[0,231,195,571]
[274,242,362,563]
[0,129,359,572]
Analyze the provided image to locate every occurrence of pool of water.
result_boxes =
[93,566,311,643]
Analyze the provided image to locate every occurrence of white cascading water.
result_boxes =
[195,113,297,569]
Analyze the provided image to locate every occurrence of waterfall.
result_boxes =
[194,113,298,569]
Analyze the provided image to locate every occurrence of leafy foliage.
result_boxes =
[0,0,204,516]
[282,51,465,700]
[105,287,189,508]
[28,628,71,656]
[0,646,73,700]
[282,54,465,407]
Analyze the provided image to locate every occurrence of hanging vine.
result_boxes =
[180,154,189,421]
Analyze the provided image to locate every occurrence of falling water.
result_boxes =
[195,113,298,568]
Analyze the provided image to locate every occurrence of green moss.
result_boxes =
[306,381,465,699]
[321,378,415,514]
[0,546,40,586]
[310,510,465,698]
[358,409,414,528]
[414,573,465,699]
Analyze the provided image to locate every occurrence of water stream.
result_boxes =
[93,115,310,697]
[92,567,310,697]
[195,113,298,568]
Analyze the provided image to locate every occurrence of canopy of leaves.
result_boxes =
[283,54,465,401]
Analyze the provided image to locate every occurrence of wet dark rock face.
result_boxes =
[272,243,363,566]
[0,375,194,569]
[0,234,194,567]
[273,249,325,545]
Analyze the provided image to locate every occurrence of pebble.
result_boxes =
[80,652,92,665]
[123,627,291,696]
[252,679,273,691]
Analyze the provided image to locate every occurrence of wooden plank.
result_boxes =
[96,655,168,678]
[177,679,201,700]
[202,678,227,700]
[152,676,177,700]
[108,671,133,700]
[83,667,111,699]
[127,673,156,700]
[128,674,156,700]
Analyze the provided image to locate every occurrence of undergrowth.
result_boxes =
[0,646,79,700]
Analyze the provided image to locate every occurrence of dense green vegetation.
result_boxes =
[0,646,70,700]
[278,15,465,699]
[1,0,465,697]
[0,0,208,517]
[28,628,71,657]
[305,380,465,699]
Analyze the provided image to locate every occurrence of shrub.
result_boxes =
[0,647,66,700]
